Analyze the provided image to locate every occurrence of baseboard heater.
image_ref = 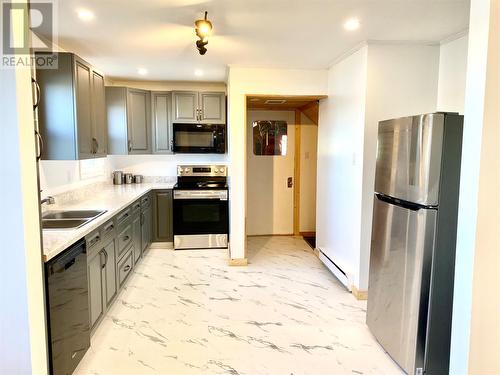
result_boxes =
[318,248,350,289]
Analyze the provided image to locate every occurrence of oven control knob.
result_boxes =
[185,167,190,172]
[214,169,219,174]
[178,167,184,173]
[219,167,225,173]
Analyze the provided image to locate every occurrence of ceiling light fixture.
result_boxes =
[195,11,212,55]
[77,9,94,22]
[137,68,148,76]
[344,18,360,31]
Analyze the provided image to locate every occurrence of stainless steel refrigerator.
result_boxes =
[367,113,463,375]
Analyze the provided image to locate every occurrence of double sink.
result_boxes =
[42,210,107,229]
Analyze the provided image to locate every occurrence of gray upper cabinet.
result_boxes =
[172,91,226,124]
[172,91,198,123]
[152,92,173,154]
[91,70,107,156]
[106,87,152,154]
[200,92,226,124]
[36,52,107,160]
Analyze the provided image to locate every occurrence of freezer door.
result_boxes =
[367,195,437,375]
[375,113,444,206]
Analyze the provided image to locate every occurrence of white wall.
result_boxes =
[0,4,48,372]
[227,67,328,260]
[437,35,469,113]
[450,1,500,373]
[39,158,110,197]
[107,154,228,176]
[360,44,440,290]
[317,43,440,291]
[317,46,368,288]
[299,112,318,233]
[246,110,296,236]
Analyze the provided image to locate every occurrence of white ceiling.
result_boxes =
[53,0,470,82]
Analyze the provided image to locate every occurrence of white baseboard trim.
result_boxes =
[318,249,350,290]
[149,242,173,249]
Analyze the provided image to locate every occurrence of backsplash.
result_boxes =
[39,154,226,198]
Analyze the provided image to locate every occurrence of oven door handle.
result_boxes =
[173,190,228,200]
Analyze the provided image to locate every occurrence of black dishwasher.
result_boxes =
[45,239,90,375]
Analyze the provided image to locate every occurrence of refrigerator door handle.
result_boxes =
[375,193,432,211]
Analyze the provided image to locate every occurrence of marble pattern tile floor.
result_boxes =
[74,236,403,375]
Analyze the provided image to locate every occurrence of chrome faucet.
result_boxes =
[41,196,55,205]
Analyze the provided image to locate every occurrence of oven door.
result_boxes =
[173,190,228,249]
[173,123,225,154]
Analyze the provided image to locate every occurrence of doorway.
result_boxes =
[245,95,322,248]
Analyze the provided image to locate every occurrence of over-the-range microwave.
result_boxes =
[172,123,226,154]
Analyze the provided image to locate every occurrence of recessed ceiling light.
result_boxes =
[194,69,204,77]
[77,9,94,22]
[137,68,148,76]
[344,18,360,31]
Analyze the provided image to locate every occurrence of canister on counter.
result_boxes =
[113,171,123,185]
[124,173,134,184]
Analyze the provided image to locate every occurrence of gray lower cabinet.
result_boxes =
[36,52,107,160]
[152,92,173,154]
[106,87,152,154]
[117,246,134,288]
[141,194,153,252]
[172,91,225,124]
[87,234,117,330]
[102,238,117,307]
[87,249,104,328]
[84,190,165,334]
[132,211,142,264]
[153,190,173,242]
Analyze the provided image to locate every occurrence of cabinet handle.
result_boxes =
[35,129,43,161]
[123,235,130,241]
[100,250,108,269]
[104,222,114,233]
[118,212,129,222]
[32,77,40,110]
[123,265,131,272]
[128,140,132,152]
[92,137,98,154]
[88,234,100,247]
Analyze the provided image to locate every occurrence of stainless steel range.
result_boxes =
[173,165,228,250]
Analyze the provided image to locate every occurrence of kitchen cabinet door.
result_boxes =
[127,89,152,154]
[91,69,107,157]
[36,52,107,160]
[152,92,173,154]
[200,92,226,124]
[142,205,153,251]
[102,238,117,307]
[132,212,142,264]
[172,91,198,123]
[87,251,104,329]
[153,190,173,242]
[74,57,94,159]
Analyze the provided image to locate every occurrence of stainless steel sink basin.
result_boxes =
[42,210,107,230]
[42,219,90,229]
[42,210,105,220]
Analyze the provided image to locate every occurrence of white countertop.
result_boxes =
[42,182,175,262]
